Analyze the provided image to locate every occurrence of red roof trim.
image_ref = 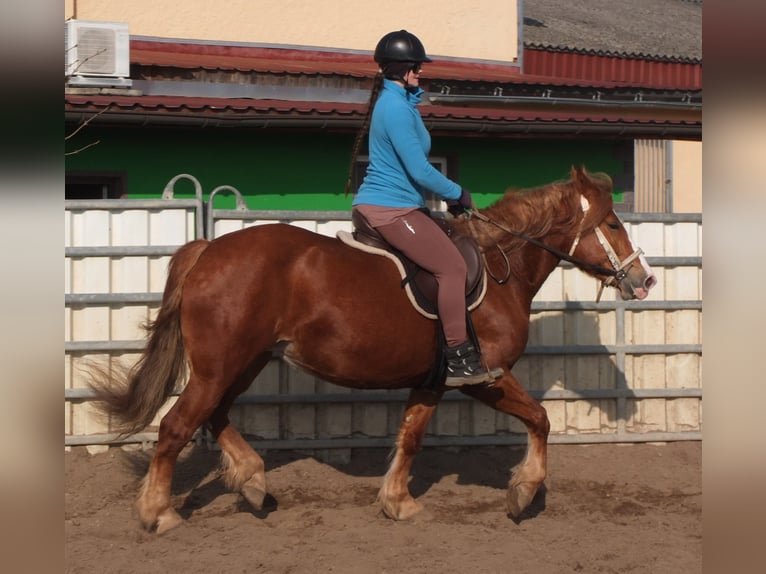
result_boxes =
[130,39,526,83]
[523,49,702,91]
[130,39,701,91]
[65,93,699,126]
[525,43,701,65]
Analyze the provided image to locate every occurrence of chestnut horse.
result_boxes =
[90,165,656,533]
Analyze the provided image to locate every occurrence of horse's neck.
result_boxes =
[510,239,567,297]
[481,195,578,297]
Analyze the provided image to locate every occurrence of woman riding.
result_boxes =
[347,30,501,387]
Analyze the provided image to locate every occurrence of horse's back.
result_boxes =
[212,222,336,252]
[196,224,340,271]
[184,222,409,316]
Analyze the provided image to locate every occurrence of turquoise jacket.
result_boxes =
[353,79,462,208]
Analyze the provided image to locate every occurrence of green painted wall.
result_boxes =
[431,138,626,206]
[65,125,626,209]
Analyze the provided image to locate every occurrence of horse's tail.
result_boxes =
[88,239,210,436]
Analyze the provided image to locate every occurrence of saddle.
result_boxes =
[337,209,487,320]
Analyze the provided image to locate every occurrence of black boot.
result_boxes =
[444,341,503,387]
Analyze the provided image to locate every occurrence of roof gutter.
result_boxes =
[427,93,701,111]
[65,109,701,139]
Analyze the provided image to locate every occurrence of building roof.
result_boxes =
[523,0,702,62]
[65,92,701,139]
[129,39,701,91]
[65,2,702,139]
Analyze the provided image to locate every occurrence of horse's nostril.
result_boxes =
[644,275,658,290]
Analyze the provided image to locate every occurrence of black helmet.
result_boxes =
[374,30,432,64]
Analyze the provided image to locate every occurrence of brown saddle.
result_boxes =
[351,209,486,318]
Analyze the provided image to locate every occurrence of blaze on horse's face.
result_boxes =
[576,209,657,301]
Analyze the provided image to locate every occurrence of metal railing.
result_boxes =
[65,190,702,449]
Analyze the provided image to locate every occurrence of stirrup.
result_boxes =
[444,366,503,387]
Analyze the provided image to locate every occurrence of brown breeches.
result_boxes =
[375,210,467,347]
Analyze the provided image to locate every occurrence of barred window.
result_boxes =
[351,155,451,210]
[65,171,127,199]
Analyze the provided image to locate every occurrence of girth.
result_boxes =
[348,209,487,319]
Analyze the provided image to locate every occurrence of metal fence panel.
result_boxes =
[65,197,702,454]
[65,198,201,452]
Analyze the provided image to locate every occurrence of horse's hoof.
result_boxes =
[380,498,424,521]
[155,508,184,534]
[506,481,538,518]
[241,481,266,511]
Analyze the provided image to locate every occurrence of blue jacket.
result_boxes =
[353,79,462,208]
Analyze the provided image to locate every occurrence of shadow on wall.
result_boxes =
[521,308,638,428]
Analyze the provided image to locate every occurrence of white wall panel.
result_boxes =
[111,257,148,293]
[66,200,200,448]
[110,306,150,340]
[112,209,149,245]
[71,210,110,247]
[149,256,172,292]
[534,267,564,301]
[665,221,701,257]
[71,257,110,294]
[66,206,702,448]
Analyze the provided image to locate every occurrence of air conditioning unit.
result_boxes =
[65,20,132,87]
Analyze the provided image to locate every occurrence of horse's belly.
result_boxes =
[278,332,436,390]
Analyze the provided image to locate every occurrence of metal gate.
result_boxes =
[65,175,702,454]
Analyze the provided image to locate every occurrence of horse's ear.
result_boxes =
[570,164,589,188]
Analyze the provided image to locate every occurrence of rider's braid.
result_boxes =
[345,72,384,196]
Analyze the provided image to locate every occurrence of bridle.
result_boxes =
[590,223,644,301]
[467,198,643,301]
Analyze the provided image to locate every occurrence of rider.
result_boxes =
[347,30,501,387]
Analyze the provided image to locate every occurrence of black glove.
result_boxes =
[447,188,474,217]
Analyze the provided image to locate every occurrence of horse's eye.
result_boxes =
[606,222,620,230]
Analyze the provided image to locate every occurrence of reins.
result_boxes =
[467,208,641,298]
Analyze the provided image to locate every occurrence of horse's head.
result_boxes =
[569,165,657,301]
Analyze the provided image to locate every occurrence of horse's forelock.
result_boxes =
[578,171,615,231]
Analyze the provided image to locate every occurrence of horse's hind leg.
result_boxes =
[208,354,272,511]
[136,375,225,533]
[378,388,444,520]
[461,373,549,518]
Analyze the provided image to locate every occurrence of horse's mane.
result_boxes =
[458,168,614,251]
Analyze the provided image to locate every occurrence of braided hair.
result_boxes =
[344,72,384,196]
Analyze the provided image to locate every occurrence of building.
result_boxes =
[64,0,702,212]
[64,0,703,449]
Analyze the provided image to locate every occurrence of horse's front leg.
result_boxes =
[460,372,549,518]
[378,387,444,520]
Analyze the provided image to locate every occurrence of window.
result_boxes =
[65,172,127,199]
[611,140,636,213]
[351,156,451,211]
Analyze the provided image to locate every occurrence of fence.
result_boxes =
[65,178,702,456]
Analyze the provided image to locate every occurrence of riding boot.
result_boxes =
[444,341,503,387]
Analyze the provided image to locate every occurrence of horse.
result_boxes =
[89,165,656,533]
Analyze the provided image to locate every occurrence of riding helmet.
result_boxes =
[374,30,432,64]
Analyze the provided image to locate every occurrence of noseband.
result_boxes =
[591,225,643,301]
[468,200,642,301]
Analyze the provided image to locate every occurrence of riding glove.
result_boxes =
[447,188,474,216]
